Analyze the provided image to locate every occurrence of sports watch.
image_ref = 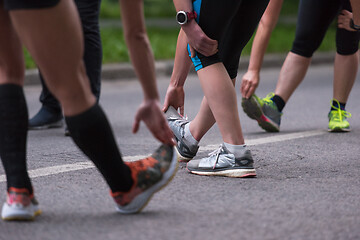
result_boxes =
[176,11,197,25]
[350,19,360,31]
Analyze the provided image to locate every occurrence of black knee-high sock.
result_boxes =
[0,84,33,194]
[65,104,133,193]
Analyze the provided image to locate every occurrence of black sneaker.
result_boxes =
[29,106,63,130]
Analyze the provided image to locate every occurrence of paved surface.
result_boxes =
[0,64,359,240]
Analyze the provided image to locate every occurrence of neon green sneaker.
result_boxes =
[241,93,281,132]
[328,99,352,132]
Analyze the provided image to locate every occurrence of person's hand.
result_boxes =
[240,70,260,99]
[133,99,175,145]
[162,85,185,116]
[338,10,356,31]
[182,21,218,57]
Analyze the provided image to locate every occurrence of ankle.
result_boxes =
[223,142,247,158]
[271,95,285,112]
[184,123,199,145]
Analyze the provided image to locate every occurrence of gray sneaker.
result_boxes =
[241,93,281,132]
[165,106,199,162]
[186,144,256,178]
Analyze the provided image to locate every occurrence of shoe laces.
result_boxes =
[208,145,225,169]
[262,92,278,108]
[330,99,351,122]
[262,92,275,103]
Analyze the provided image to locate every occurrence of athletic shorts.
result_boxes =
[189,0,269,79]
[3,0,60,11]
[291,0,359,57]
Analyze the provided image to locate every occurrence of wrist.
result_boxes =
[350,19,360,31]
[247,68,260,74]
[176,10,197,25]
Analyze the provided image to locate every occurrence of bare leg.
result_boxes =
[8,0,132,194]
[333,51,359,103]
[196,63,244,145]
[274,52,312,102]
[0,5,24,86]
[9,0,95,116]
[190,78,236,141]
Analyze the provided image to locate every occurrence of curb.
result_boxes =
[24,52,335,85]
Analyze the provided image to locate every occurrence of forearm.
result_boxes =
[119,0,159,100]
[126,32,159,100]
[170,29,192,88]
[248,0,283,72]
[350,0,360,24]
[248,24,273,72]
[173,0,197,37]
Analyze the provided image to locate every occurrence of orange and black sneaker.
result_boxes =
[111,144,178,214]
[1,187,41,221]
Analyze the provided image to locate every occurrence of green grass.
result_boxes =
[243,23,336,55]
[24,22,337,69]
[100,27,179,64]
[100,0,176,19]
[24,0,338,69]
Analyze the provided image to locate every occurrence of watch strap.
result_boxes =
[186,11,197,21]
[350,19,360,31]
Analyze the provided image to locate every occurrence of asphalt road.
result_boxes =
[0,64,359,240]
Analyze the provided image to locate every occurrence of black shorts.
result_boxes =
[291,0,359,57]
[189,0,269,79]
[3,0,60,11]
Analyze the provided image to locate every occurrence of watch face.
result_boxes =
[177,12,186,24]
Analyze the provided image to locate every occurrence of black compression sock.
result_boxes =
[272,95,286,112]
[65,104,133,192]
[0,84,33,194]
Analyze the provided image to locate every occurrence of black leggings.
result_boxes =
[3,0,102,112]
[39,0,102,112]
[292,0,359,57]
[190,0,269,79]
[4,0,60,10]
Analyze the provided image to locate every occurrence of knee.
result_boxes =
[291,38,320,58]
[336,29,359,55]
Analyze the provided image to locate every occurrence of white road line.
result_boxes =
[0,129,326,183]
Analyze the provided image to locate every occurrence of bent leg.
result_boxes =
[9,0,132,193]
[9,0,95,115]
[197,63,244,145]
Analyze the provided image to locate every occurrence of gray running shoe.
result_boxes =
[186,144,256,178]
[165,106,199,162]
[241,93,281,132]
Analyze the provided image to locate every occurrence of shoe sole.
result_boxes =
[28,120,64,130]
[2,208,41,221]
[328,127,351,132]
[116,148,178,214]
[187,167,256,178]
[242,97,279,132]
[174,147,193,162]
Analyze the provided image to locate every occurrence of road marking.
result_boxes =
[0,129,326,183]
